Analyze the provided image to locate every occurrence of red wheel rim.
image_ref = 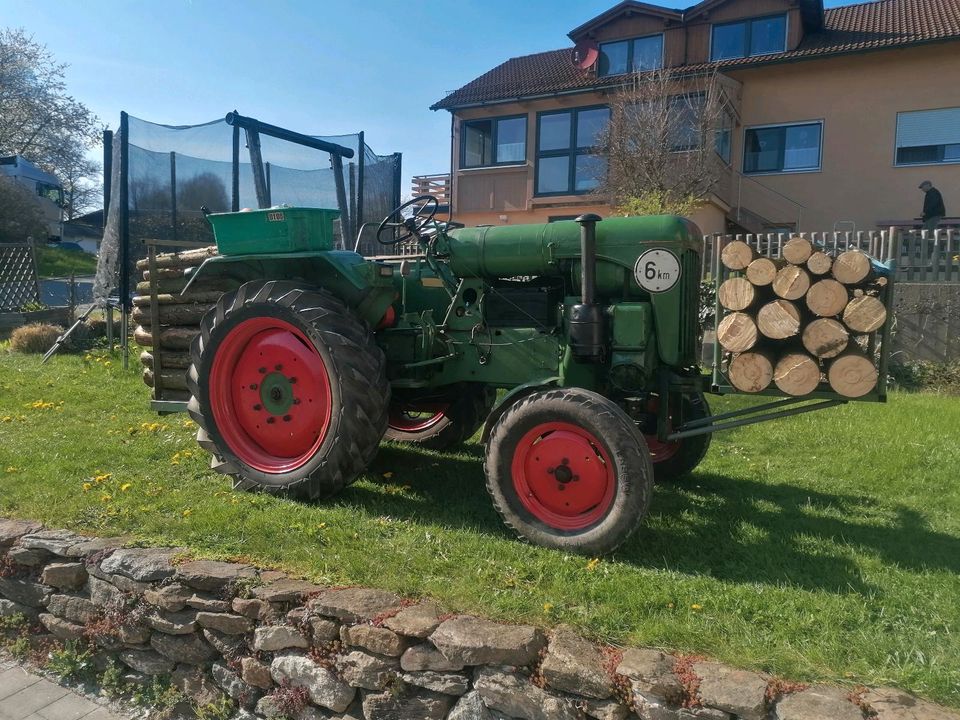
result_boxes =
[644,433,682,463]
[209,317,332,473]
[388,402,449,433]
[511,422,615,531]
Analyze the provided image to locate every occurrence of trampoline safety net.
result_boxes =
[94,113,401,304]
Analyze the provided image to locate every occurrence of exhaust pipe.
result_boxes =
[568,213,606,363]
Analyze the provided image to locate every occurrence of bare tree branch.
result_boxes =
[597,68,729,216]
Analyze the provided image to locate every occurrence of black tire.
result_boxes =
[186,280,388,501]
[648,393,712,482]
[384,384,495,451]
[484,387,653,555]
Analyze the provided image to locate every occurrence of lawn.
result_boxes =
[0,348,958,707]
[33,245,98,278]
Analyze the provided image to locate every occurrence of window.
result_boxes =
[598,35,663,76]
[711,15,786,61]
[669,95,705,151]
[895,107,960,165]
[461,115,527,168]
[744,122,822,174]
[536,107,610,195]
[36,182,63,206]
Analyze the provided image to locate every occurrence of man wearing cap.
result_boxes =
[918,180,946,231]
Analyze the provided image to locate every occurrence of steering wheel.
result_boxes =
[377,195,439,245]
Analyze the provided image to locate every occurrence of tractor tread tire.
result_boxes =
[385,385,496,451]
[485,387,653,555]
[186,280,388,501]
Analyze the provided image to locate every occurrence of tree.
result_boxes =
[598,68,730,216]
[0,175,47,243]
[0,29,103,215]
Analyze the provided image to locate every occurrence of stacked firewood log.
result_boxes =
[132,247,226,401]
[716,236,888,398]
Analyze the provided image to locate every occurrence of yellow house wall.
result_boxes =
[727,43,960,231]
[450,41,960,233]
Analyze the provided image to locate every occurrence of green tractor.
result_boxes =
[181,196,873,554]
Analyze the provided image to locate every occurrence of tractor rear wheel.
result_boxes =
[187,280,388,500]
[384,384,495,451]
[645,393,712,482]
[485,388,653,555]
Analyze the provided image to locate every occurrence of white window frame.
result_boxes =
[742,119,823,176]
[894,106,960,167]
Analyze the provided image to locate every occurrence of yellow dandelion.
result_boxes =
[100,494,112,502]
[382,471,394,479]
[103,361,112,367]
[82,483,92,492]
[585,558,600,571]
[543,602,554,613]
[691,604,703,611]
[120,483,132,492]
[5,467,16,473]
[182,509,192,517]
[1,416,11,422]
[667,602,675,609]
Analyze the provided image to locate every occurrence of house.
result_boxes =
[0,155,63,240]
[429,0,960,234]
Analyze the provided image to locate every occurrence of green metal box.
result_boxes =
[207,207,340,256]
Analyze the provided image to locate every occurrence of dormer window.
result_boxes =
[710,14,786,61]
[598,34,664,76]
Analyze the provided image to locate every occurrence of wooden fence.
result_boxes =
[703,228,959,283]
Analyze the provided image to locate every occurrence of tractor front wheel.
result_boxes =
[384,384,495,451]
[485,388,653,555]
[187,280,388,500]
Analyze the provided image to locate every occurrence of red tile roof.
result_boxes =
[431,0,960,110]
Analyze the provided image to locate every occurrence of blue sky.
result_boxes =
[4,0,853,188]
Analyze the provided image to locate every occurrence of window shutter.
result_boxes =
[896,108,960,148]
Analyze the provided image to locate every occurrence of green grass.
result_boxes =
[1,349,959,706]
[33,245,98,278]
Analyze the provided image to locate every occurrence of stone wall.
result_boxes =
[1,519,956,720]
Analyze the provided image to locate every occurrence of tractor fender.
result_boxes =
[480,377,559,444]
[181,251,393,326]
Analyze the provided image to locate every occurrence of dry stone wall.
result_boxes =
[1,518,957,720]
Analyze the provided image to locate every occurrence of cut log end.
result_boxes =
[782,236,814,265]
[774,352,822,396]
[806,251,833,276]
[745,257,783,287]
[806,279,849,318]
[718,277,757,311]
[828,351,879,398]
[721,240,757,271]
[832,250,872,285]
[728,351,774,392]
[802,318,849,359]
[757,300,801,340]
[843,295,887,333]
[717,312,759,353]
[772,265,811,301]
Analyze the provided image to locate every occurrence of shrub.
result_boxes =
[9,323,62,354]
[46,640,95,682]
[889,360,960,395]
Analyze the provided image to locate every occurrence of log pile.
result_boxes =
[132,246,223,401]
[717,237,888,398]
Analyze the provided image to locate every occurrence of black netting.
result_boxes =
[95,114,401,303]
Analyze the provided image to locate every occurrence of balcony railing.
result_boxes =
[411,174,450,207]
